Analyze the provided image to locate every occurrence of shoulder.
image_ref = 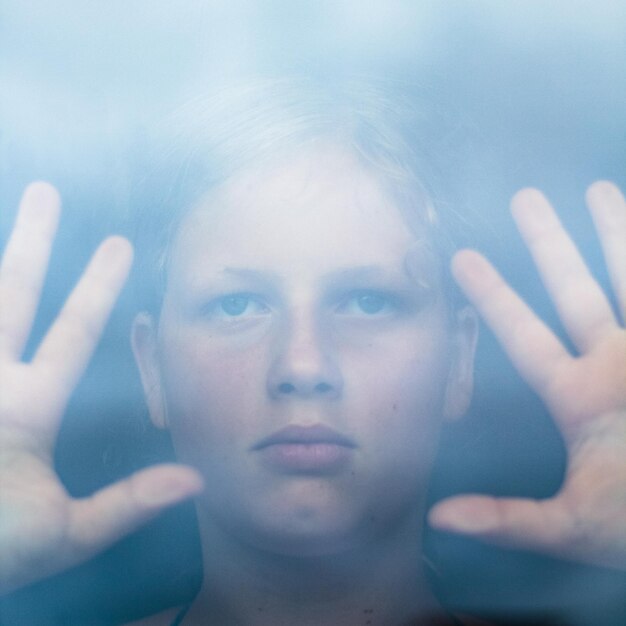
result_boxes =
[124,606,184,626]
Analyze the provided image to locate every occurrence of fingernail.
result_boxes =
[138,471,202,507]
[98,237,133,269]
[21,182,61,221]
[587,180,622,204]
[451,249,488,282]
[432,501,497,534]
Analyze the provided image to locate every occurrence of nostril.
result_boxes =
[276,381,333,395]
[315,382,332,394]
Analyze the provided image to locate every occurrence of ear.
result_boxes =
[443,305,479,421]
[131,312,169,429]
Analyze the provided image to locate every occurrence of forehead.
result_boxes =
[167,143,433,285]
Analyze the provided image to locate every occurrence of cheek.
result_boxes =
[344,325,451,457]
[157,326,270,459]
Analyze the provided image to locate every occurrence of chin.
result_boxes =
[248,523,368,558]
[238,497,411,559]
[197,468,426,559]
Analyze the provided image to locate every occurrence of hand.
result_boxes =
[0,183,203,594]
[429,181,626,570]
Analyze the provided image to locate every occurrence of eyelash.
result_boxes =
[200,289,400,322]
[201,293,271,319]
[335,290,398,317]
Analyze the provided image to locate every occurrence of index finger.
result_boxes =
[452,249,569,397]
[33,237,133,427]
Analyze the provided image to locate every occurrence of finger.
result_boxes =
[586,181,626,322]
[428,494,569,557]
[33,237,132,418]
[511,188,616,353]
[0,183,61,359]
[452,250,569,397]
[69,465,203,565]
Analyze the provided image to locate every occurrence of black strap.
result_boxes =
[169,603,466,625]
[170,604,190,626]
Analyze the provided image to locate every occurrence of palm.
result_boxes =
[429,181,626,570]
[0,183,202,594]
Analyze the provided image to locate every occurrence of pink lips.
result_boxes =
[252,424,356,473]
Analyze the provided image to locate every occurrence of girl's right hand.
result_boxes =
[0,183,203,595]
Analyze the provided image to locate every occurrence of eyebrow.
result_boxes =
[222,267,278,281]
[326,266,410,283]
[210,267,278,293]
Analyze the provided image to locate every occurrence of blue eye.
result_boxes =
[355,293,386,314]
[220,295,252,316]
[201,293,270,320]
[337,291,394,316]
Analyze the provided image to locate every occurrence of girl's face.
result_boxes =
[133,143,476,556]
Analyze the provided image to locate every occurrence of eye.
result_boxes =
[354,293,387,314]
[202,293,270,319]
[220,294,253,316]
[336,291,395,316]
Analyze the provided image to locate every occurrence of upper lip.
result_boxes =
[252,424,357,450]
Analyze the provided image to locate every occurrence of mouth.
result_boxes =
[252,424,356,473]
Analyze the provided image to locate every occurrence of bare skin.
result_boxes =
[0,183,203,594]
[0,179,624,606]
[132,146,471,626]
[429,182,626,570]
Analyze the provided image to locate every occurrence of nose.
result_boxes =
[266,307,343,400]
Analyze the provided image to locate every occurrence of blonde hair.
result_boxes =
[133,76,468,312]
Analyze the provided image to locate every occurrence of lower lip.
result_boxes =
[257,443,353,473]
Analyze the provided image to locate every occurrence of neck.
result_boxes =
[183,508,450,626]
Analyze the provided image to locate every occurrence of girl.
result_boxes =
[1,78,624,625]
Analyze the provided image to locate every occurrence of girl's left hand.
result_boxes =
[429,181,626,571]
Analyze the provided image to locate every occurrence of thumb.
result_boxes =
[428,494,570,555]
[69,464,203,555]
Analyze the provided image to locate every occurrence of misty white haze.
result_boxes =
[1,3,625,625]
